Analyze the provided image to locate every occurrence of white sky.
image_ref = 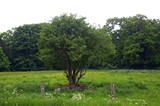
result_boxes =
[0,0,160,32]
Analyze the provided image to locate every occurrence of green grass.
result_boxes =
[0,70,160,106]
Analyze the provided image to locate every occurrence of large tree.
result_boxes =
[106,14,160,69]
[10,24,46,71]
[38,14,115,85]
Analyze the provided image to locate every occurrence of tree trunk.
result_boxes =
[65,69,86,86]
[68,73,76,85]
[64,61,86,86]
[66,61,77,85]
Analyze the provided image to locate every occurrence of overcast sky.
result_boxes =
[0,0,160,32]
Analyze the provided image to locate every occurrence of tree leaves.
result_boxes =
[0,47,10,71]
[106,14,160,69]
[10,24,46,71]
[38,14,115,85]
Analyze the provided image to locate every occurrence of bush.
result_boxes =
[0,47,10,71]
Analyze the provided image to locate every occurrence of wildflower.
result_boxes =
[45,92,53,98]
[54,88,61,92]
[127,98,133,102]
[135,102,138,105]
[71,93,84,100]
[87,97,92,100]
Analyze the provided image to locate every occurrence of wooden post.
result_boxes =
[40,83,45,96]
[111,83,115,100]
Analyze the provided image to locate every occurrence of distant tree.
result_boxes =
[10,24,46,71]
[0,46,10,71]
[38,14,115,85]
[106,14,160,69]
[106,17,126,68]
[0,30,13,58]
[149,19,160,68]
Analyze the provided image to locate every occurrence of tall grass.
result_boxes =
[0,70,160,106]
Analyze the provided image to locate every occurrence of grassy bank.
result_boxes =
[0,70,160,106]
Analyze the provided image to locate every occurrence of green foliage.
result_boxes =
[1,14,160,70]
[106,14,160,69]
[0,30,13,60]
[0,47,10,71]
[38,14,115,85]
[39,14,115,69]
[10,24,47,71]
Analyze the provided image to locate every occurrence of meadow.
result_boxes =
[0,70,160,106]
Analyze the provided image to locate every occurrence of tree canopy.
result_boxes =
[0,14,160,71]
[38,14,115,85]
[106,14,160,69]
[9,24,46,71]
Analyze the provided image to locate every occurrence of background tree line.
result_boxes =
[0,14,160,71]
[107,14,160,69]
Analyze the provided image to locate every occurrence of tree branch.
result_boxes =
[64,69,69,78]
[76,69,86,85]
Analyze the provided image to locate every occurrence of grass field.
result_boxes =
[0,70,160,106]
